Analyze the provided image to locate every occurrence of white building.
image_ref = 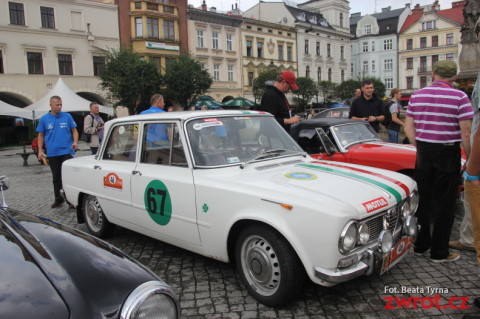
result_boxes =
[0,0,119,107]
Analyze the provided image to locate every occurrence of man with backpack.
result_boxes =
[384,88,405,143]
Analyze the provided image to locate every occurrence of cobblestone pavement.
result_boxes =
[2,143,480,319]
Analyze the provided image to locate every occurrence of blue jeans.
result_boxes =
[387,130,399,143]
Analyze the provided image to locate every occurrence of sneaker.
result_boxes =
[413,248,430,256]
[449,240,475,252]
[431,252,460,263]
[51,199,65,208]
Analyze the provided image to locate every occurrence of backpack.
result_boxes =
[381,101,395,127]
[80,114,94,143]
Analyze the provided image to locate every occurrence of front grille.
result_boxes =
[365,207,401,243]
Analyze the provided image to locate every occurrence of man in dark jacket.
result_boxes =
[349,80,385,132]
[259,71,300,132]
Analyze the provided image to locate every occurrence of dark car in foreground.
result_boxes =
[0,175,179,319]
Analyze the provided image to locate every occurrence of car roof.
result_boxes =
[109,110,270,123]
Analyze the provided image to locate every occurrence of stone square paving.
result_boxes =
[1,143,480,319]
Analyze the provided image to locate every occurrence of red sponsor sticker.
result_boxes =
[362,197,388,213]
[103,172,123,190]
[203,118,219,122]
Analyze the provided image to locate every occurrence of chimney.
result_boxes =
[412,3,424,14]
[201,0,207,11]
[350,12,361,18]
[381,6,391,12]
[210,6,216,12]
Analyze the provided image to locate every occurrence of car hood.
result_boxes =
[0,209,158,319]
[204,157,416,218]
[349,141,416,156]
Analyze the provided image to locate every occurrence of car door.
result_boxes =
[93,122,139,224]
[130,122,201,246]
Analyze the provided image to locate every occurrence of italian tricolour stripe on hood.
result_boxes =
[296,161,411,203]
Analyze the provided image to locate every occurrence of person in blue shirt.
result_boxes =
[141,94,168,146]
[37,96,78,208]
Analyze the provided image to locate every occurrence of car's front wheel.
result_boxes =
[83,194,115,238]
[235,225,305,307]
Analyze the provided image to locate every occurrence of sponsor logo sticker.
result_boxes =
[285,172,318,180]
[362,197,388,213]
[103,173,123,190]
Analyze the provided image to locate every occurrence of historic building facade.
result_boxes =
[187,5,243,102]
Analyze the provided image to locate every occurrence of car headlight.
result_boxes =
[339,221,358,254]
[400,201,412,219]
[404,215,417,237]
[120,281,179,319]
[357,223,370,245]
[378,230,393,254]
[409,191,419,214]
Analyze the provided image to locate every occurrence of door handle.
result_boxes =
[94,165,101,170]
[132,170,142,176]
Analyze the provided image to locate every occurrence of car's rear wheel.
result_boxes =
[83,194,115,238]
[235,225,305,307]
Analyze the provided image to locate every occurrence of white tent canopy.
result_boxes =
[0,100,34,120]
[26,77,114,118]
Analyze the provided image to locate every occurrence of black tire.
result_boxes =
[235,225,306,307]
[83,194,115,238]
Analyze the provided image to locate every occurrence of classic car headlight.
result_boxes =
[339,221,358,254]
[378,230,393,254]
[357,223,370,245]
[120,281,179,319]
[409,191,419,214]
[403,215,417,237]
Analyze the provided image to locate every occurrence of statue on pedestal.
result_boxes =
[458,0,480,80]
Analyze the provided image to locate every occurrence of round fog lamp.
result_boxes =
[404,215,417,236]
[357,223,370,245]
[378,230,393,254]
[409,192,419,213]
[401,201,411,219]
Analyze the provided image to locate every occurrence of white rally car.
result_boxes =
[62,110,418,307]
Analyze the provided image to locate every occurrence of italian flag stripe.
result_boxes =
[297,162,406,202]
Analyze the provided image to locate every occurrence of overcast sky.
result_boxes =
[187,0,456,16]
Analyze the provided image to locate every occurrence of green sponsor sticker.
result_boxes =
[144,180,172,226]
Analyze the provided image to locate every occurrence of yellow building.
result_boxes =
[398,1,464,98]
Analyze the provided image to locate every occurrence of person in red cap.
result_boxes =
[259,70,300,132]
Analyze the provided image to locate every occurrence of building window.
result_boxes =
[278,44,284,60]
[371,60,375,72]
[41,7,55,29]
[226,34,233,51]
[340,46,344,59]
[406,38,413,50]
[420,37,427,49]
[257,42,263,58]
[287,46,292,61]
[419,56,427,72]
[135,2,141,9]
[246,40,252,57]
[163,5,174,14]
[227,65,234,82]
[213,64,220,81]
[9,2,25,25]
[328,68,332,82]
[341,69,345,82]
[212,32,219,49]
[316,42,320,56]
[383,39,393,50]
[432,35,438,47]
[0,50,4,74]
[446,33,454,45]
[420,76,428,88]
[406,57,413,69]
[371,41,375,52]
[93,56,105,76]
[165,57,175,73]
[147,18,159,38]
[432,55,439,65]
[306,66,310,78]
[317,67,321,81]
[446,53,454,60]
[363,61,368,72]
[327,43,331,57]
[58,54,72,75]
[421,20,436,30]
[163,20,174,40]
[27,52,43,74]
[364,24,371,35]
[197,30,204,48]
[150,56,161,71]
[340,12,343,28]
[248,72,254,86]
[385,78,393,89]
[406,76,413,90]
[363,42,368,53]
[305,39,309,54]
[147,2,158,10]
[384,59,393,70]
[135,17,143,37]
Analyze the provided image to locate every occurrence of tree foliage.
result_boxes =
[161,53,212,109]
[318,80,338,105]
[98,49,161,115]
[336,79,361,104]
[293,77,318,110]
[252,68,280,102]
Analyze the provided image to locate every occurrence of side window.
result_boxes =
[103,124,139,162]
[141,123,187,166]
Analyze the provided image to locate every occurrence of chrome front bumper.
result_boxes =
[314,250,375,284]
